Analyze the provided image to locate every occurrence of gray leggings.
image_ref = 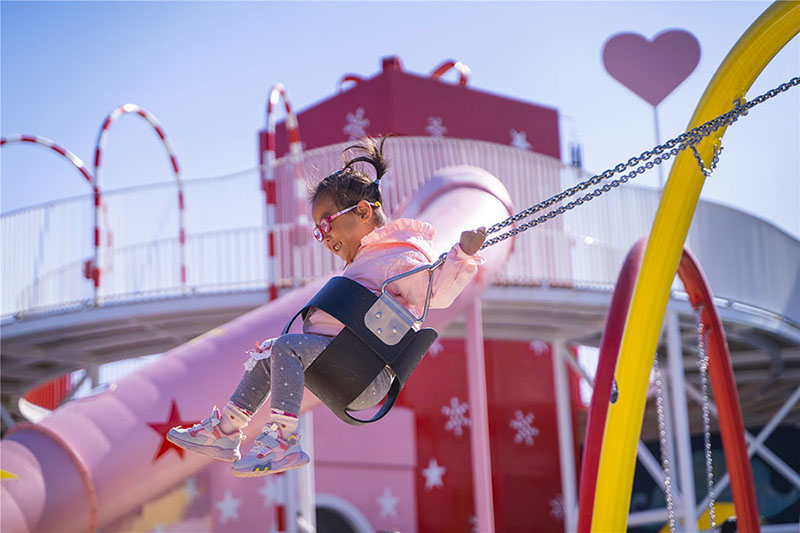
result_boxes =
[230,333,393,416]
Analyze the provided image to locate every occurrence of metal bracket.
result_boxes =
[365,293,418,345]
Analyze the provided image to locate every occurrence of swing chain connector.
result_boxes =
[368,252,448,344]
[690,139,724,178]
[478,76,799,251]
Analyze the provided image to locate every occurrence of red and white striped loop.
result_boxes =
[430,60,471,87]
[95,103,182,185]
[263,84,305,300]
[94,103,187,287]
[337,74,365,91]
[0,134,110,291]
[265,84,303,164]
[1,134,93,184]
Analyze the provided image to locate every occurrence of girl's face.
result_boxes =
[312,197,379,263]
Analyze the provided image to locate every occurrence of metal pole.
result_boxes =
[552,338,578,533]
[464,300,495,533]
[298,412,317,532]
[666,310,697,531]
[286,470,299,533]
[653,105,664,188]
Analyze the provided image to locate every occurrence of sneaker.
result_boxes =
[166,406,242,462]
[231,423,310,477]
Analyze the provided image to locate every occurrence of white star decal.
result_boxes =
[259,475,287,507]
[343,107,370,140]
[183,477,199,503]
[422,458,446,490]
[377,486,399,517]
[425,116,448,137]
[215,489,242,524]
[510,129,532,150]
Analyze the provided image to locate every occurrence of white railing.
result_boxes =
[2,137,798,327]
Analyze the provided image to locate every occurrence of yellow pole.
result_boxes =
[591,2,800,530]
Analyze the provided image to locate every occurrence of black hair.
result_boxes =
[310,135,391,225]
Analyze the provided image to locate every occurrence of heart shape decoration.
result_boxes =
[602,30,700,107]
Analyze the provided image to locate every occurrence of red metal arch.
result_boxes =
[430,60,470,86]
[577,237,758,532]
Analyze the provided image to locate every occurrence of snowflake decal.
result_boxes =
[550,493,564,521]
[425,117,448,137]
[510,410,540,446]
[428,339,444,357]
[510,129,532,150]
[529,340,549,357]
[442,397,470,436]
[343,107,370,140]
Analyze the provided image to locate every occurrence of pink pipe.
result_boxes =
[1,165,513,533]
[465,300,495,532]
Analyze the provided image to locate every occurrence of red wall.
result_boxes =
[399,338,583,531]
[266,57,561,161]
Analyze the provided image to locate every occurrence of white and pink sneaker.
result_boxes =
[231,423,310,477]
[166,406,242,462]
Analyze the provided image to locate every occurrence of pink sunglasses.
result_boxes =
[313,201,380,243]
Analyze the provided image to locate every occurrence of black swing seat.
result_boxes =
[282,276,438,425]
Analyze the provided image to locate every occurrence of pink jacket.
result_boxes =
[303,218,485,337]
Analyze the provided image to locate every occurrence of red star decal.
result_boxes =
[147,400,200,461]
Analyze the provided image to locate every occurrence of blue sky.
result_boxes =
[2,1,798,237]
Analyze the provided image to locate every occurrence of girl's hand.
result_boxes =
[459,227,486,256]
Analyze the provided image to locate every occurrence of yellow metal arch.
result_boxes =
[592,2,800,530]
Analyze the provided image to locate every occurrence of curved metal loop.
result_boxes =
[379,252,448,325]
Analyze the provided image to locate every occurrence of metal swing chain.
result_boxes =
[696,306,717,529]
[653,357,677,533]
[478,76,800,251]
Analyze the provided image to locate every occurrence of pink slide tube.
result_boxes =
[1,165,513,533]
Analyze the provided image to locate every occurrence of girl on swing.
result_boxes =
[168,136,486,477]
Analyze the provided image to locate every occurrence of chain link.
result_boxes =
[653,357,677,533]
[480,76,800,250]
[696,307,717,529]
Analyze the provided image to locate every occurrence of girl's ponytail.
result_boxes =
[343,134,391,184]
[310,134,393,226]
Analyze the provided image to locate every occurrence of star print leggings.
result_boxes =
[229,333,393,416]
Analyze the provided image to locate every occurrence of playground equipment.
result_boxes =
[0,165,513,532]
[577,238,759,531]
[589,2,799,530]
[2,5,798,524]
